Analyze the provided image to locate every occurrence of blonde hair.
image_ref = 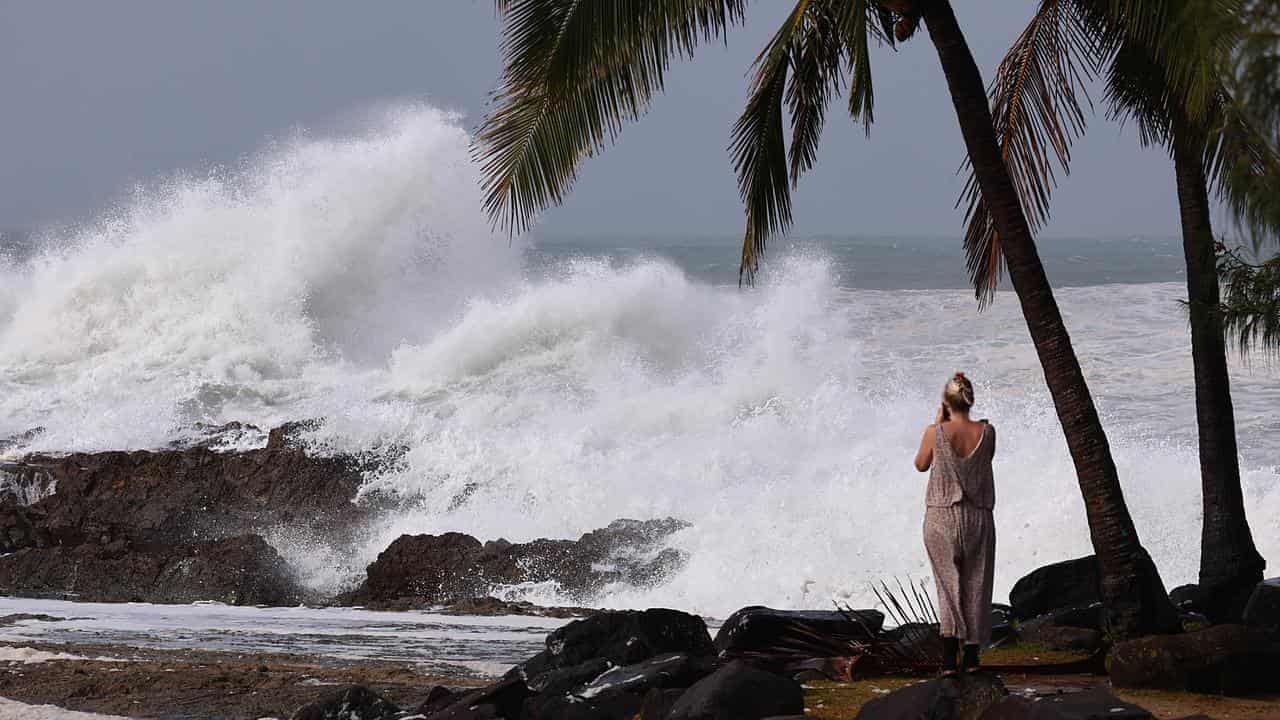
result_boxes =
[943,372,974,412]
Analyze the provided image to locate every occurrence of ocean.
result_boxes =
[1,104,1276,618]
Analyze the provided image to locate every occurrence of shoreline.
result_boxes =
[2,634,1277,720]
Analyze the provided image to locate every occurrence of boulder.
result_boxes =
[525,658,611,695]
[0,534,307,605]
[855,672,1006,720]
[1169,584,1204,612]
[350,519,689,607]
[1242,577,1280,635]
[418,686,459,716]
[519,691,643,720]
[1017,621,1105,654]
[358,532,488,602]
[666,661,803,720]
[1010,557,1100,621]
[513,609,714,683]
[637,688,685,720]
[574,652,714,701]
[1108,623,1280,695]
[713,606,884,664]
[989,603,1016,647]
[979,688,1153,719]
[424,677,531,720]
[290,685,400,720]
[1016,606,1105,653]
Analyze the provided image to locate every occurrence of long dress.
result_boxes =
[923,421,996,645]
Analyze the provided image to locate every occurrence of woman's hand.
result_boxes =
[934,405,949,425]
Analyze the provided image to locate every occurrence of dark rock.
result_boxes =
[1016,606,1105,653]
[351,519,689,607]
[0,613,63,626]
[713,606,884,667]
[574,652,715,701]
[1044,604,1104,631]
[1017,621,1105,653]
[418,686,459,715]
[1242,577,1280,635]
[0,460,56,507]
[979,687,1153,719]
[168,421,266,451]
[0,533,307,605]
[856,671,1006,720]
[290,685,399,720]
[1170,584,1204,612]
[0,495,48,553]
[666,660,804,720]
[514,609,714,682]
[526,658,610,695]
[1010,556,1101,621]
[519,691,643,720]
[637,688,685,720]
[6,443,368,549]
[0,427,44,456]
[358,532,487,603]
[989,603,1015,647]
[425,678,532,720]
[1108,623,1280,695]
[267,419,324,450]
[440,596,587,618]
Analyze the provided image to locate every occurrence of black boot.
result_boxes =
[962,643,980,672]
[940,636,960,677]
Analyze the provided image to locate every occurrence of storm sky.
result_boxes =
[1,1,1185,240]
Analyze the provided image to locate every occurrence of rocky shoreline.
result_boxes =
[2,423,1279,718]
[0,423,692,610]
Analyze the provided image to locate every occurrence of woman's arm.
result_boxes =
[914,425,935,472]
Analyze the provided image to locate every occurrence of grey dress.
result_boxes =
[923,421,996,645]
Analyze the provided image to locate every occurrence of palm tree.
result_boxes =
[1218,1,1280,358]
[967,0,1278,622]
[474,0,1205,638]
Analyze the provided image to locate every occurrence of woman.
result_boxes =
[913,372,996,675]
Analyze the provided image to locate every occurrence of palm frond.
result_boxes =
[1105,37,1280,251]
[737,0,892,284]
[1205,93,1280,249]
[476,0,748,234]
[733,1,805,285]
[1232,1,1280,138]
[1081,0,1244,125]
[787,1,845,185]
[959,0,1098,306]
[1219,246,1280,358]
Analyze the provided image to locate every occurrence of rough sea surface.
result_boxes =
[1,104,1276,616]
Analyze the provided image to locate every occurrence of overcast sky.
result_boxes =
[1,1,1183,240]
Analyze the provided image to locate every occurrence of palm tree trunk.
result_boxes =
[918,0,1181,638]
[1173,130,1266,622]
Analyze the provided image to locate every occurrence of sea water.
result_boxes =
[0,104,1276,618]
